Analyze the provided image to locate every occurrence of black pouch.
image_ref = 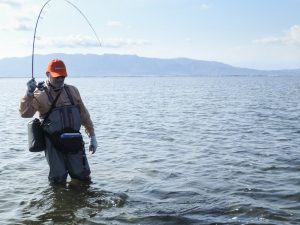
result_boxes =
[28,118,46,152]
[46,128,84,154]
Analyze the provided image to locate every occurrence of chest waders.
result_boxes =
[42,85,90,183]
[43,85,84,154]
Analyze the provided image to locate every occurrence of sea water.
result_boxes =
[0,76,299,225]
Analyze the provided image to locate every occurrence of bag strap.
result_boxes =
[41,90,62,126]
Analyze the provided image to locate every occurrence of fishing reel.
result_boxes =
[37,81,46,91]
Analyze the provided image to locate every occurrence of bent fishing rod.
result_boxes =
[31,0,101,79]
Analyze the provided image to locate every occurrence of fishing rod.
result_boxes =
[31,0,101,79]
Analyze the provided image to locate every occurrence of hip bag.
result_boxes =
[45,128,84,154]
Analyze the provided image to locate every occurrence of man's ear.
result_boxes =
[46,72,50,77]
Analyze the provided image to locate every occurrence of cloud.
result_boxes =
[0,20,31,31]
[0,11,34,31]
[0,20,32,31]
[102,38,151,48]
[185,38,192,43]
[200,3,210,10]
[254,25,300,46]
[106,21,122,27]
[0,1,39,31]
[0,0,23,8]
[22,35,151,49]
[30,35,101,48]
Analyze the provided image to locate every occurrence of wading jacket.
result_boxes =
[19,82,95,137]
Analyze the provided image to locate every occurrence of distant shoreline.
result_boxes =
[1,53,300,76]
[1,74,300,79]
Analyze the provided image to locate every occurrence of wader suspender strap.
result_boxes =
[44,85,76,129]
[64,85,76,129]
[63,86,85,161]
[45,85,74,105]
[64,85,75,105]
[45,88,54,103]
[41,91,62,126]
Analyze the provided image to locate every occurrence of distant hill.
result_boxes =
[0,53,299,77]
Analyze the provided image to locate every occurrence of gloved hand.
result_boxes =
[89,135,98,154]
[26,78,37,96]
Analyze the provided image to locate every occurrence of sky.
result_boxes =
[1,0,300,70]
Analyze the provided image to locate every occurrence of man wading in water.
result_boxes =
[19,59,98,184]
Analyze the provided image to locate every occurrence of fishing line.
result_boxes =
[31,0,101,78]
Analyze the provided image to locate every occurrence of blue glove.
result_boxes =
[26,78,37,96]
[89,135,98,154]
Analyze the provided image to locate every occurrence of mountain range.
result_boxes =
[0,53,299,77]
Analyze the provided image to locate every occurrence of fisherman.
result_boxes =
[19,59,97,184]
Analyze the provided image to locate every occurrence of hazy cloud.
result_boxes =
[200,3,210,10]
[0,1,39,31]
[24,35,151,49]
[185,38,192,43]
[106,21,122,27]
[0,19,32,31]
[102,38,151,48]
[0,0,23,8]
[254,25,300,46]
[30,35,101,48]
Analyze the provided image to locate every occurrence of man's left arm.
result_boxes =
[72,86,98,153]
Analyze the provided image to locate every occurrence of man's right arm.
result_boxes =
[19,78,39,118]
[19,95,38,118]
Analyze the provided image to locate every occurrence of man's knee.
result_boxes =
[48,173,68,184]
[69,169,91,181]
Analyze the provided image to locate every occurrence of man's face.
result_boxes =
[48,73,65,90]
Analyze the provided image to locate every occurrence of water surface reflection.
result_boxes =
[20,180,127,225]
